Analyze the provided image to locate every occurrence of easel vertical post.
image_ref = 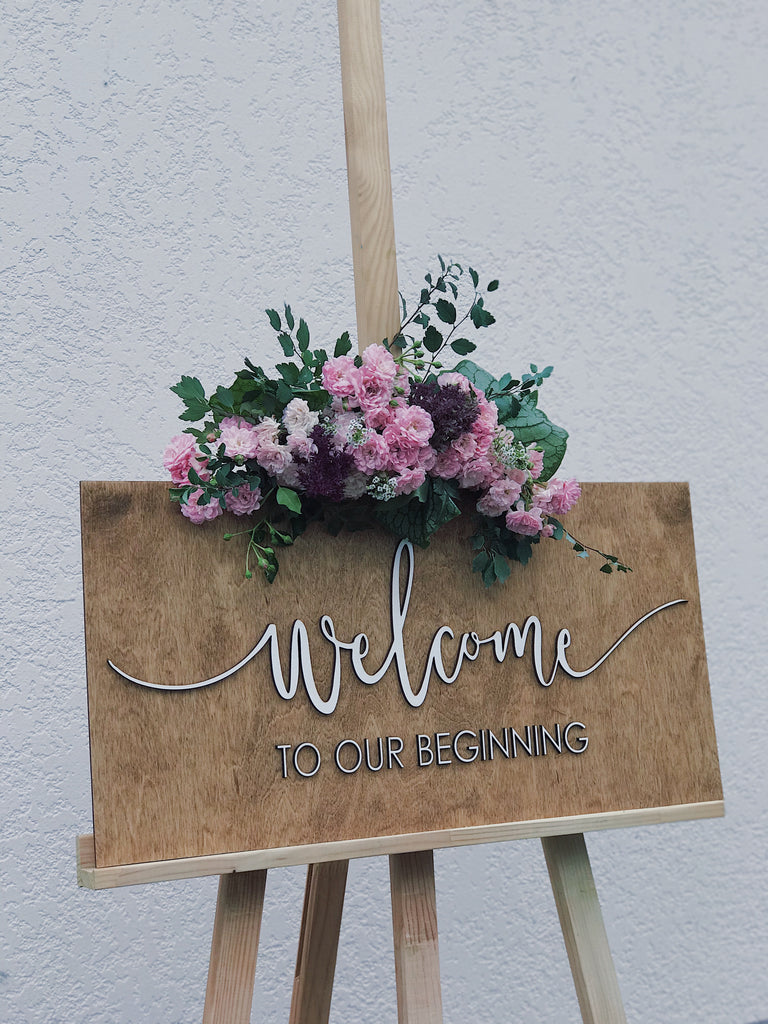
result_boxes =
[542,834,627,1024]
[202,869,267,1024]
[289,4,443,1023]
[390,850,444,1024]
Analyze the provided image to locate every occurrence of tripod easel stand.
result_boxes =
[205,3,625,1020]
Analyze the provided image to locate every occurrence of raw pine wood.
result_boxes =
[542,833,627,1024]
[202,870,267,1024]
[76,801,723,889]
[81,481,722,869]
[337,0,401,350]
[390,850,443,1023]
[289,860,349,1024]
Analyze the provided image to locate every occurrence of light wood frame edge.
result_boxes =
[77,800,723,890]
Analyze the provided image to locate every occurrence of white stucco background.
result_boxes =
[3,1,767,1021]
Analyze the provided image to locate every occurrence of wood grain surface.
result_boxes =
[80,480,722,869]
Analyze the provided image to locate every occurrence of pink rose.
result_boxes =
[219,416,262,460]
[322,356,359,399]
[505,506,544,537]
[225,482,262,516]
[527,445,544,480]
[163,434,207,485]
[255,440,292,476]
[180,488,223,524]
[382,405,434,451]
[395,466,427,496]
[547,478,581,515]
[476,474,524,517]
[282,398,319,435]
[352,431,390,474]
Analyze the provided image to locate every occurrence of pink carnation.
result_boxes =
[505,506,544,536]
[180,488,223,524]
[547,478,581,515]
[225,483,262,516]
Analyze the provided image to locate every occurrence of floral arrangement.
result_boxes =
[164,258,628,585]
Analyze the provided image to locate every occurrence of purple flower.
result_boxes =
[298,425,355,501]
[408,380,479,451]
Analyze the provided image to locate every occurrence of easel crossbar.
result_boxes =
[77,801,723,890]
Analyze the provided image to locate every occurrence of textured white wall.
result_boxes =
[3,1,767,1022]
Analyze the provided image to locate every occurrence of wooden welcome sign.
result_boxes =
[79,478,722,875]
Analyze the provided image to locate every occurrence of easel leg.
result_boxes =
[541,834,627,1024]
[389,850,443,1024]
[289,860,349,1024]
[203,869,267,1024]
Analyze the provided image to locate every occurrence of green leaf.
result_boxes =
[266,308,281,332]
[487,279,499,291]
[435,299,457,324]
[600,563,613,573]
[171,375,209,422]
[423,325,444,353]
[450,338,476,355]
[284,304,295,331]
[275,381,294,404]
[276,486,302,513]
[334,331,352,357]
[470,299,496,329]
[469,267,479,288]
[492,553,511,583]
[472,551,491,573]
[450,359,496,394]
[296,318,310,351]
[278,332,294,357]
[276,362,300,385]
[375,478,460,548]
[499,392,568,480]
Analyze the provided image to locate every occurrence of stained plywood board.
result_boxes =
[80,481,722,869]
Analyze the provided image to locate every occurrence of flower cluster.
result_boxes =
[165,259,629,584]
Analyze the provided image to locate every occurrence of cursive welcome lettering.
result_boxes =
[108,540,686,715]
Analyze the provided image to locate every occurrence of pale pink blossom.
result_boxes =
[180,488,223,524]
[382,405,434,451]
[283,398,319,435]
[163,434,208,485]
[255,440,293,476]
[322,356,359,398]
[343,472,369,499]
[451,433,478,462]
[219,416,262,459]
[226,483,262,516]
[360,343,398,385]
[527,445,544,480]
[352,431,390,474]
[437,371,472,394]
[395,466,427,496]
[506,506,544,536]
[286,432,316,459]
[432,448,463,479]
[476,475,524,517]
[547,478,581,515]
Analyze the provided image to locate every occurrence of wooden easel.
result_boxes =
[201,3,626,1021]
